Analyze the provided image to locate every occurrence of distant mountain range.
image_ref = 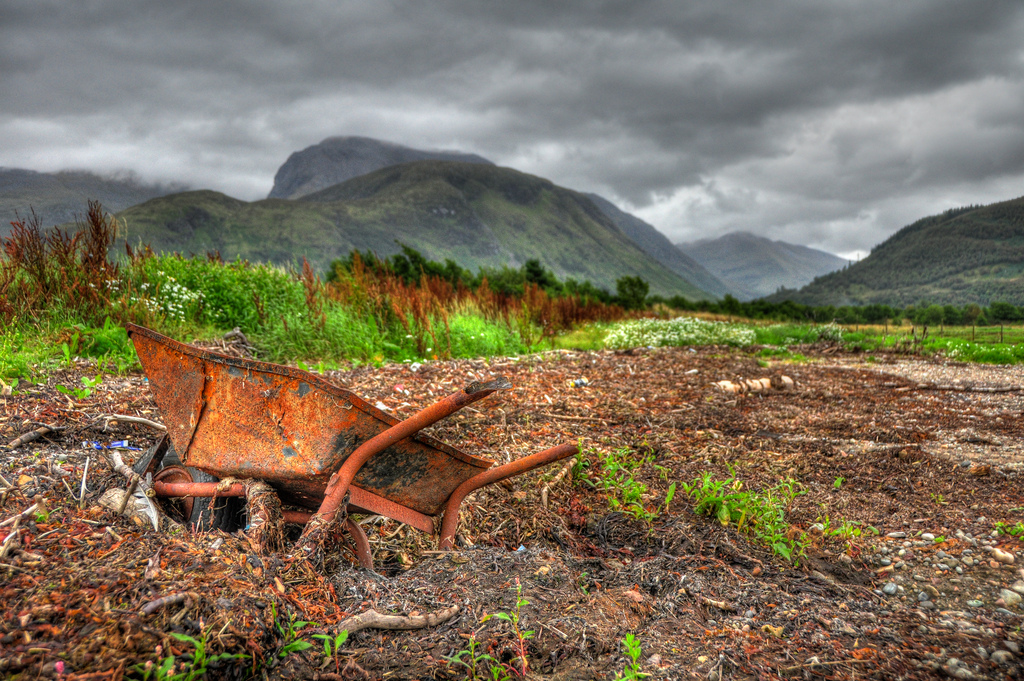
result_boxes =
[9,136,1022,307]
[767,196,1024,306]
[269,136,493,200]
[677,232,847,300]
[119,161,713,299]
[0,168,184,237]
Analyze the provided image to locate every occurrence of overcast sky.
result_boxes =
[3,1,1024,258]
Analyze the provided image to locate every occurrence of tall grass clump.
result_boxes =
[1,202,122,327]
[604,316,756,349]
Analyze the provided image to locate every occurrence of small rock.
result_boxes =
[923,585,940,598]
[967,600,984,608]
[1004,641,1020,654]
[1011,581,1024,595]
[921,600,935,610]
[976,646,989,660]
[991,650,1015,665]
[922,533,935,541]
[998,588,1021,608]
[962,557,974,567]
[646,654,662,666]
[882,582,898,595]
[992,548,1015,565]
[887,531,908,538]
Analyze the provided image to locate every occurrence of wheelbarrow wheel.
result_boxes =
[153,441,246,533]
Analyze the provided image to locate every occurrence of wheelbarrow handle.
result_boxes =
[296,377,513,549]
[438,442,578,550]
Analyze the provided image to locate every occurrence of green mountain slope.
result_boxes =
[119,161,713,298]
[1,168,182,237]
[678,232,847,301]
[768,196,1024,306]
[584,194,731,299]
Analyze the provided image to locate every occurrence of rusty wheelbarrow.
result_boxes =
[125,323,576,569]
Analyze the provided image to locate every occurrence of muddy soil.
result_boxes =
[1,345,1022,680]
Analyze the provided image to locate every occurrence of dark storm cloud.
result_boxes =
[2,0,1023,256]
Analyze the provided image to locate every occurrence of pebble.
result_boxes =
[991,548,1015,564]
[999,588,1021,607]
[922,533,935,541]
[882,582,898,595]
[920,600,935,610]
[1004,641,1020,654]
[990,650,1015,665]
[967,600,984,608]
[923,585,940,598]
[1012,581,1024,595]
[887,531,907,538]
[976,647,989,660]
[962,557,974,567]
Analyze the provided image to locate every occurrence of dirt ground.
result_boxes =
[1,343,1022,680]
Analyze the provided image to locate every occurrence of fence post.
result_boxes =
[1000,324,1004,344]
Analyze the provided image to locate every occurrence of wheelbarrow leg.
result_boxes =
[295,377,512,560]
[438,443,578,550]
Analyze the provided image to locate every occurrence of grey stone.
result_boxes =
[999,588,1022,608]
[921,600,935,609]
[976,647,989,660]
[991,650,1015,664]
[967,600,984,608]
[882,582,898,595]
[1004,641,1020,654]
[922,533,935,541]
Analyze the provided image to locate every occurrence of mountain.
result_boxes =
[766,196,1024,307]
[0,168,183,237]
[584,194,731,299]
[677,232,847,301]
[268,136,493,200]
[119,161,714,299]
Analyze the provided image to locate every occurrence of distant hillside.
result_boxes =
[584,194,731,299]
[119,161,714,299]
[0,168,183,237]
[678,232,847,300]
[766,196,1024,306]
[269,136,493,200]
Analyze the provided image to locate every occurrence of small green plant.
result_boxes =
[994,521,1024,539]
[681,467,808,564]
[56,376,98,401]
[313,630,349,673]
[273,604,315,658]
[134,629,247,681]
[482,578,534,676]
[61,331,80,368]
[444,631,499,681]
[614,633,649,680]
[585,447,673,527]
[833,476,845,490]
[930,493,948,506]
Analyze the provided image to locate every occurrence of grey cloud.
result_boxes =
[1,0,1023,254]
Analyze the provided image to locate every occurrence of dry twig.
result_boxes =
[541,460,574,509]
[336,603,460,636]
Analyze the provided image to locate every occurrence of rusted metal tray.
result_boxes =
[125,323,576,568]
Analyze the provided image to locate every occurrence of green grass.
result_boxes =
[681,467,809,565]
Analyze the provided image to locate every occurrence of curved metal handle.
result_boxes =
[438,442,578,550]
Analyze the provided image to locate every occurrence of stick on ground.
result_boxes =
[336,604,460,636]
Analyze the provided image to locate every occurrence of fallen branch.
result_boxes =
[894,383,1024,394]
[8,424,63,449]
[141,591,197,616]
[336,603,460,636]
[541,412,608,424]
[0,497,46,528]
[106,451,160,530]
[541,460,574,509]
[89,414,167,432]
